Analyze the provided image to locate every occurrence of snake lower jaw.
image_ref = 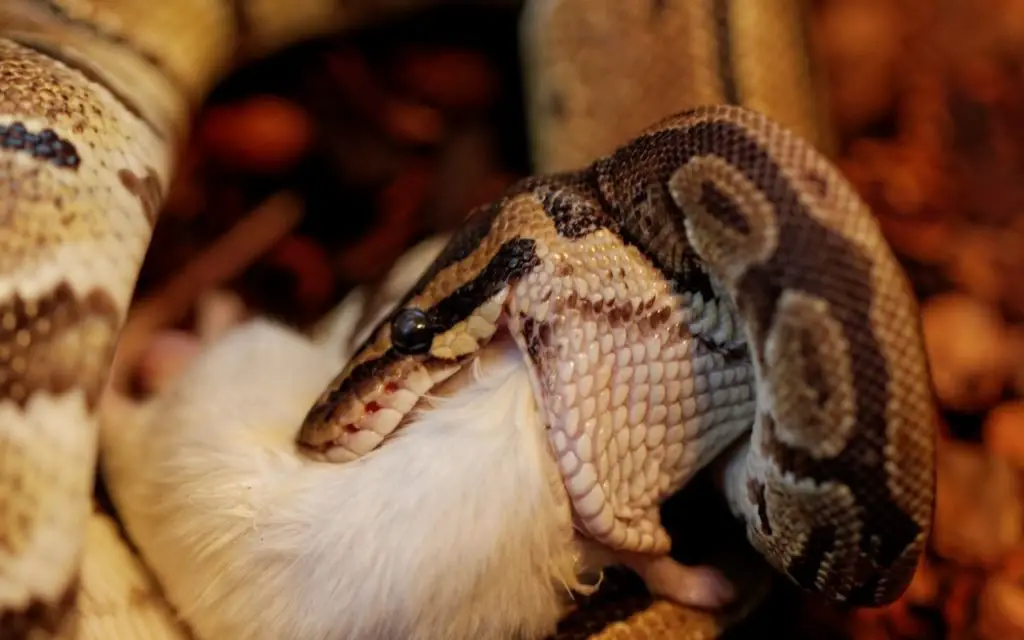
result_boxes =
[299,360,467,463]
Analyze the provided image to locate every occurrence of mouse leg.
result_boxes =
[575,538,737,610]
[618,552,736,609]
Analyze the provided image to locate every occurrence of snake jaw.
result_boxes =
[300,360,465,462]
[299,289,512,462]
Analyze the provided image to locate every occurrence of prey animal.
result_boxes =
[297,104,937,607]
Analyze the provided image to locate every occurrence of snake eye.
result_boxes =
[390,308,435,355]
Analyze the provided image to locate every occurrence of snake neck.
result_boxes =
[500,220,758,549]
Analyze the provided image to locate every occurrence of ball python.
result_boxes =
[297,100,937,606]
[0,0,936,638]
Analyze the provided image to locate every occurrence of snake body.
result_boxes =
[0,0,936,637]
[0,0,431,635]
[520,0,835,174]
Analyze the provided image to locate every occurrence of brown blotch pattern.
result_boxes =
[118,167,163,227]
[0,282,121,411]
[585,106,931,603]
[0,573,78,639]
[552,288,672,335]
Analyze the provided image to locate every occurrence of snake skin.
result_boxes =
[299,104,937,606]
[0,0,936,638]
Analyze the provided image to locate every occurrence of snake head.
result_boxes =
[297,195,544,463]
[297,292,509,462]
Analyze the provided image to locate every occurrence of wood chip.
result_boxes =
[933,440,1023,568]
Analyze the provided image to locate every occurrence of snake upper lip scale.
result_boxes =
[297,104,938,609]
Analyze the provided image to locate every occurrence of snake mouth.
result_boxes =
[300,297,517,462]
[300,327,523,463]
[300,359,463,463]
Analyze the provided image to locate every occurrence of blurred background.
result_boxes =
[122,0,1024,637]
